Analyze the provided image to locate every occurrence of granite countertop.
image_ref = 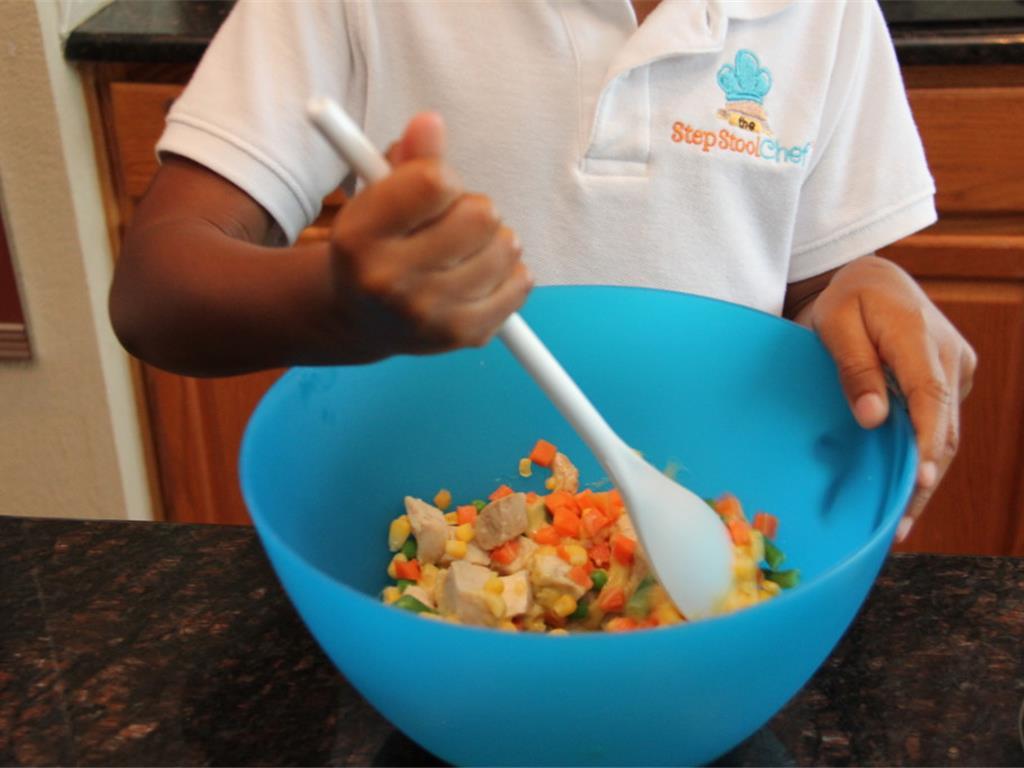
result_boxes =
[2,515,1022,767]
[64,0,1024,66]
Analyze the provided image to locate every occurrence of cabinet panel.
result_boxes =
[908,87,1024,214]
[142,367,284,525]
[893,280,1024,555]
[109,82,183,199]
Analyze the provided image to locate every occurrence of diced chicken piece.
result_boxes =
[404,496,448,565]
[474,492,528,550]
[403,584,436,610]
[491,536,537,575]
[550,452,580,494]
[440,539,491,567]
[439,561,500,626]
[464,541,491,566]
[499,571,533,617]
[530,553,587,599]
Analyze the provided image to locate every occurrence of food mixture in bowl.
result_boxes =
[382,440,799,632]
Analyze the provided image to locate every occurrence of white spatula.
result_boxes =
[308,97,734,619]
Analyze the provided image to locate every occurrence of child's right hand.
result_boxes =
[326,112,532,357]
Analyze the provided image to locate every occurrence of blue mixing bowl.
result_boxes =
[240,286,916,766]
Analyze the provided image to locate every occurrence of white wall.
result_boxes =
[0,1,152,521]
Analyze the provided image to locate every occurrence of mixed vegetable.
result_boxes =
[381,439,799,632]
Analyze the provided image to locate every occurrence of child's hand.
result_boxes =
[327,112,532,357]
[800,256,977,541]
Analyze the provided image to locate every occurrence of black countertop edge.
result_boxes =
[63,0,1024,66]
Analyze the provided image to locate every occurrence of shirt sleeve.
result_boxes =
[787,0,936,283]
[155,0,366,243]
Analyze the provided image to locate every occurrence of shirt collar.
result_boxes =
[603,0,795,84]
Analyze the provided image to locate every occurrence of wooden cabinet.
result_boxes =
[82,62,1024,552]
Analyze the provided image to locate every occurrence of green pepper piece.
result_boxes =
[763,537,785,571]
[766,569,800,589]
[472,499,487,511]
[625,576,656,619]
[394,594,434,613]
[590,569,608,591]
[395,579,415,592]
[568,600,589,622]
[400,538,417,560]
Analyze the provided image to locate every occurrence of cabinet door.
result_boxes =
[883,232,1024,555]
[97,74,343,524]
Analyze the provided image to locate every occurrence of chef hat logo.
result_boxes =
[717,50,772,104]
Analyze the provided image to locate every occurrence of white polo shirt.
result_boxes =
[157,0,936,315]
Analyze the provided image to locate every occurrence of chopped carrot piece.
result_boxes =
[596,586,626,613]
[525,492,540,504]
[606,489,625,513]
[575,489,598,510]
[605,617,639,632]
[588,541,611,567]
[568,565,593,589]
[394,559,421,582]
[489,484,514,501]
[727,518,751,546]
[544,491,578,515]
[455,505,478,525]
[552,508,581,538]
[716,494,743,521]
[611,533,637,565]
[529,439,558,468]
[753,511,778,540]
[531,525,562,546]
[490,539,520,565]
[580,508,612,539]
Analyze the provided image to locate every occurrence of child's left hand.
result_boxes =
[788,255,977,542]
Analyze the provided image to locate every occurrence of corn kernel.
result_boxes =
[444,512,459,525]
[563,543,588,567]
[762,579,781,596]
[552,594,578,618]
[455,523,475,542]
[420,563,439,591]
[387,553,407,579]
[526,618,547,632]
[544,477,556,490]
[548,628,570,636]
[733,555,758,581]
[518,458,533,478]
[535,587,563,608]
[382,586,402,605]
[653,601,683,626]
[388,515,411,552]
[749,530,765,563]
[434,488,452,510]
[498,619,519,632]
[484,575,504,595]
[445,539,468,559]
[483,592,506,618]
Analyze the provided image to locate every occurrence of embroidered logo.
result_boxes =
[671,49,811,167]
[716,49,773,136]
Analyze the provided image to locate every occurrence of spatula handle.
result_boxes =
[308,97,625,466]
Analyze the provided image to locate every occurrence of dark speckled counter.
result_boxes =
[1,515,1022,766]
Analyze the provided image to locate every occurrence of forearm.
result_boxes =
[110,220,380,377]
